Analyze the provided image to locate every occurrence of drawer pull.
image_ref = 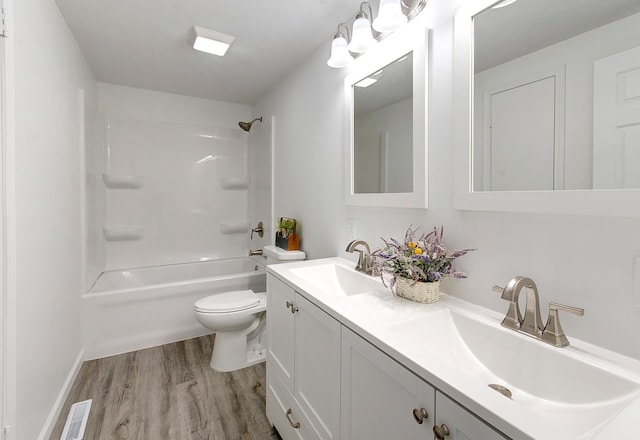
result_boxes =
[286,301,293,309]
[412,407,429,424]
[433,423,450,439]
[285,408,300,429]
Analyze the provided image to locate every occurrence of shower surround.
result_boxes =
[102,115,251,270]
[83,84,271,357]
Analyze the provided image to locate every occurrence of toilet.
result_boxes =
[194,245,305,372]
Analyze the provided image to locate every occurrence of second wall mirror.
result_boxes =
[454,0,640,217]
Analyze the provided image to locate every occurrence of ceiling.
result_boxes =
[55,0,367,105]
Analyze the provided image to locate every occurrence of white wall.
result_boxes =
[96,84,252,270]
[254,0,640,360]
[13,0,97,438]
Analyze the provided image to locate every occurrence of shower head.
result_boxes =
[238,117,263,132]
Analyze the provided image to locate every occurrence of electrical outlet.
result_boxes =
[347,218,356,240]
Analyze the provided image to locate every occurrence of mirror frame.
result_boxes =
[453,0,640,217]
[345,26,428,209]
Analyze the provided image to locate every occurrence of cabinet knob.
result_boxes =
[285,408,300,429]
[412,407,429,424]
[433,424,450,439]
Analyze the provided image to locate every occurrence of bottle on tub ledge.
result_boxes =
[275,217,300,251]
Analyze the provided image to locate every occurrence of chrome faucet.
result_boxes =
[493,276,543,336]
[345,239,377,276]
[494,276,584,347]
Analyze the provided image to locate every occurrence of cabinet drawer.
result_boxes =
[267,367,320,440]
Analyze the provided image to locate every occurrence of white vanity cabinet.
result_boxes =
[266,274,342,440]
[341,327,435,440]
[434,391,508,440]
[267,272,508,440]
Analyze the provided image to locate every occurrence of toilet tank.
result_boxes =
[262,245,305,265]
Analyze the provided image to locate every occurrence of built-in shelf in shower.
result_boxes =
[219,177,249,190]
[219,221,250,235]
[102,173,145,189]
[103,226,145,241]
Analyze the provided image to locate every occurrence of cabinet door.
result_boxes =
[435,391,508,440]
[295,294,342,440]
[266,274,295,390]
[341,328,435,440]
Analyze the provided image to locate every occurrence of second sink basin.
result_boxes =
[387,308,640,437]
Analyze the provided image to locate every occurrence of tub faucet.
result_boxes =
[494,276,584,347]
[249,249,263,256]
[345,240,377,276]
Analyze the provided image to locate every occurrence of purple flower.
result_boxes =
[370,225,476,286]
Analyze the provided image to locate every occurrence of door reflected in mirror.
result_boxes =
[353,52,413,194]
[473,0,640,191]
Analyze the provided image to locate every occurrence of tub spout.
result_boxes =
[249,249,263,256]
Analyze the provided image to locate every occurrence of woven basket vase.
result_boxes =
[395,278,440,304]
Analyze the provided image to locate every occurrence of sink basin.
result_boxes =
[289,262,384,297]
[387,309,640,437]
[449,311,638,404]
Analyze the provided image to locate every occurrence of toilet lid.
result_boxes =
[195,290,261,313]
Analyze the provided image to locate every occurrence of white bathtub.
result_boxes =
[82,257,267,360]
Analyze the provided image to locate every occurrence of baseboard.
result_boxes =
[37,349,85,440]
[83,324,211,360]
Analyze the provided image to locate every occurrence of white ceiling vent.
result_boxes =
[60,399,92,440]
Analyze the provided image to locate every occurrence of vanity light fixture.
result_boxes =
[327,0,427,68]
[190,26,235,56]
[348,3,378,54]
[373,0,408,32]
[327,23,355,68]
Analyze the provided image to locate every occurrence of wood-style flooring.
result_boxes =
[50,335,280,440]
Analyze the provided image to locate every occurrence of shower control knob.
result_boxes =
[251,221,264,239]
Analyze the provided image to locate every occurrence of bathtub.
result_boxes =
[82,257,267,360]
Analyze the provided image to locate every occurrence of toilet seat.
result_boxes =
[195,290,262,313]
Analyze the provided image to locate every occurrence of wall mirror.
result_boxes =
[454,0,640,216]
[345,26,428,208]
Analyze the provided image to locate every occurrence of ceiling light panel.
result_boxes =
[190,26,235,56]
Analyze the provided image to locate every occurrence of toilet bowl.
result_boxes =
[195,289,267,372]
[195,245,305,372]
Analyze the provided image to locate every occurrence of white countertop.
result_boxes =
[268,257,640,440]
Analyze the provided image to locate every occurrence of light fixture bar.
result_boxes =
[326,0,428,68]
[190,26,235,56]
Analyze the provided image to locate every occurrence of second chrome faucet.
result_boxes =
[494,276,584,347]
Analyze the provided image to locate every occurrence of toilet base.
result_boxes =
[210,333,266,372]
[210,311,266,372]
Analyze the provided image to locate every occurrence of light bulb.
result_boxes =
[327,35,354,68]
[348,14,377,54]
[373,0,407,33]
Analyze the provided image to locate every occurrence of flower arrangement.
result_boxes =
[371,225,475,291]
